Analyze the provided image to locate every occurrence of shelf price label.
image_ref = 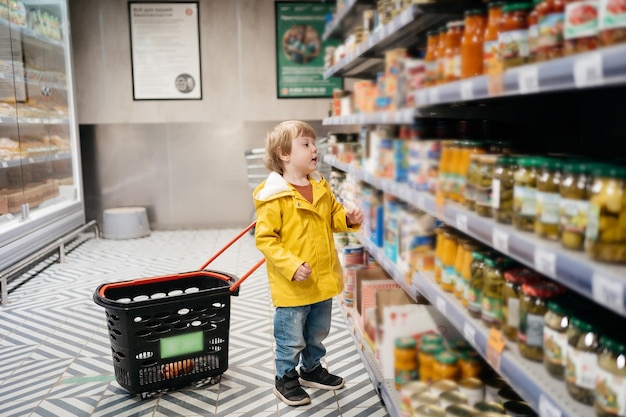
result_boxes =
[534,248,556,276]
[428,88,440,104]
[486,327,506,373]
[416,90,428,106]
[592,273,626,315]
[574,53,604,88]
[1,161,7,168]
[460,81,474,100]
[492,229,509,253]
[456,213,468,233]
[538,394,562,417]
[435,296,447,315]
[518,65,540,94]
[463,322,476,348]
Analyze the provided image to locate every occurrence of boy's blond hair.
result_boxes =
[264,120,317,174]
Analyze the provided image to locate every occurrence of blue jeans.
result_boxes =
[273,299,332,378]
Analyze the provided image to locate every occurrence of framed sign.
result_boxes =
[275,2,343,99]
[129,2,202,100]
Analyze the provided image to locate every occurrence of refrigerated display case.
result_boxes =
[0,0,84,272]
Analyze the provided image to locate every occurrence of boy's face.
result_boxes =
[284,135,317,176]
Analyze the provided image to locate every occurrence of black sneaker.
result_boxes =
[299,366,345,390]
[274,370,311,406]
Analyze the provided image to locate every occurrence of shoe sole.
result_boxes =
[273,387,311,406]
[299,378,345,390]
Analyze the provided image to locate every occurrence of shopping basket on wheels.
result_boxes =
[93,222,265,397]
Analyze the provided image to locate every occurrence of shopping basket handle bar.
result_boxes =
[199,221,257,271]
[230,258,265,292]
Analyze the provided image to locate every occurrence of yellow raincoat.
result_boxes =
[253,171,358,307]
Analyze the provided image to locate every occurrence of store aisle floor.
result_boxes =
[0,229,390,417]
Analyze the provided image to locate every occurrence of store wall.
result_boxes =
[69,0,345,229]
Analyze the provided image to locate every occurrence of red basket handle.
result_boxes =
[199,221,257,270]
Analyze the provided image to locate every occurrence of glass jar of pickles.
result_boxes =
[460,241,482,307]
[476,155,499,217]
[585,164,626,263]
[519,280,565,361]
[499,2,534,69]
[502,268,541,341]
[468,251,488,319]
[536,157,563,241]
[514,157,541,231]
[492,155,518,224]
[465,153,482,211]
[560,161,592,251]
[481,257,511,329]
[565,315,600,404]
[594,334,626,417]
[459,350,484,379]
[543,298,570,380]
[441,230,460,292]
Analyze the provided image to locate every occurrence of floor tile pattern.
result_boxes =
[0,229,390,416]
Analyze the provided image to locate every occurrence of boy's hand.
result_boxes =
[293,262,311,281]
[346,207,364,227]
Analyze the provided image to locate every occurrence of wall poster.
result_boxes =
[129,2,202,100]
[275,1,342,99]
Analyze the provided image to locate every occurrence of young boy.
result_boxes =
[253,120,363,406]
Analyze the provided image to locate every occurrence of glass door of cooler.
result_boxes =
[0,0,84,272]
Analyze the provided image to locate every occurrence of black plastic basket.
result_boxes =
[93,222,265,396]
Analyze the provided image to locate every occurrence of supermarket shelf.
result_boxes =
[1,152,71,169]
[0,116,69,124]
[323,107,418,126]
[337,302,402,417]
[0,17,64,49]
[325,154,626,318]
[323,0,376,41]
[415,44,626,107]
[354,232,417,302]
[412,269,592,417]
[324,4,457,80]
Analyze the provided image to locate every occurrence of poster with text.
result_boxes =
[275,2,342,99]
[129,2,202,100]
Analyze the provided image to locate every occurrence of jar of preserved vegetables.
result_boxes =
[585,164,626,263]
[441,230,460,292]
[395,336,419,388]
[460,241,482,307]
[481,257,511,329]
[492,155,518,224]
[468,251,488,318]
[434,225,448,283]
[476,155,499,217]
[433,351,461,381]
[502,268,541,341]
[595,334,626,417]
[559,161,592,251]
[543,298,570,380]
[458,141,487,206]
[514,157,541,232]
[438,141,454,200]
[564,0,599,55]
[462,9,488,78]
[565,315,600,404]
[465,153,482,211]
[528,0,542,62]
[599,0,626,47]
[444,21,465,84]
[519,280,565,361]
[419,342,444,383]
[499,2,534,69]
[436,26,449,84]
[484,2,506,74]
[425,30,440,87]
[454,238,470,300]
[536,157,563,241]
[537,0,566,61]
[459,350,484,379]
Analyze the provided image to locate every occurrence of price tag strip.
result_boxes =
[592,273,626,315]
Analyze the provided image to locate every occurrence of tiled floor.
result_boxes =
[0,229,390,417]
